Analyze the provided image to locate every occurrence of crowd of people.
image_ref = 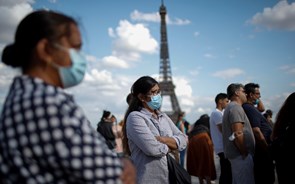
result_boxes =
[0,9,294,184]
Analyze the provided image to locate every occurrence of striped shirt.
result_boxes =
[126,108,187,184]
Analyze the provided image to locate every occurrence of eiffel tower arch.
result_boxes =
[158,1,181,123]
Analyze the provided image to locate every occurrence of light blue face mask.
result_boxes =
[147,94,162,110]
[254,99,259,105]
[52,45,87,88]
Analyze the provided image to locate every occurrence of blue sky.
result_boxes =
[0,0,294,128]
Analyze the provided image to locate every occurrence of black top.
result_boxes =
[242,103,273,143]
[96,119,116,149]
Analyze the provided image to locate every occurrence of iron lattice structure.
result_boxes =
[158,2,181,123]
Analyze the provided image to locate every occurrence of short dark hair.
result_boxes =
[215,93,228,104]
[102,110,111,119]
[244,83,260,95]
[265,109,273,116]
[227,83,244,99]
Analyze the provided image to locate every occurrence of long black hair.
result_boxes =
[272,92,295,139]
[122,76,158,155]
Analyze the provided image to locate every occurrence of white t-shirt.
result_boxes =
[209,108,224,154]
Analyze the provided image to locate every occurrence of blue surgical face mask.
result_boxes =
[52,45,87,88]
[147,94,162,110]
[253,99,259,105]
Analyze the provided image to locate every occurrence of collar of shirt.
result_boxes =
[140,108,164,119]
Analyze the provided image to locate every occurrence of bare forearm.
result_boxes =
[234,132,248,157]
[155,136,178,150]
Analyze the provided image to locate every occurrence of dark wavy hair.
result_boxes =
[122,76,158,155]
[2,10,77,72]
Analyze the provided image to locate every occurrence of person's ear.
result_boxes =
[35,38,54,64]
[137,93,146,102]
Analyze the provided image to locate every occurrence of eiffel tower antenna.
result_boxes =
[158,2,181,122]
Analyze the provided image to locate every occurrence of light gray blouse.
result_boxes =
[126,108,187,184]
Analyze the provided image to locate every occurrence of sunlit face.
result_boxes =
[251,88,261,100]
[221,98,229,109]
[52,23,82,67]
[237,87,247,103]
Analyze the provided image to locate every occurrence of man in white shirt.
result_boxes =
[210,93,231,184]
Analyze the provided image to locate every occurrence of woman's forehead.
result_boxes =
[150,84,160,91]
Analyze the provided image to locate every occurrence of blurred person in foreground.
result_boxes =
[0,10,135,184]
[122,76,187,184]
[209,93,232,184]
[222,83,255,184]
[271,92,295,184]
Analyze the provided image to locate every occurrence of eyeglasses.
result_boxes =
[146,90,161,97]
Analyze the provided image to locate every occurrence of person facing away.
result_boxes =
[187,114,216,184]
[96,110,117,150]
[122,76,187,184]
[222,83,255,184]
[243,83,275,184]
[0,10,135,184]
[209,93,232,184]
[263,109,274,128]
[270,92,295,184]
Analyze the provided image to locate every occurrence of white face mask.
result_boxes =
[52,44,87,88]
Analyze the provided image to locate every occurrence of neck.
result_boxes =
[24,64,62,88]
[142,103,158,116]
[246,99,254,105]
[216,105,223,111]
[231,97,243,105]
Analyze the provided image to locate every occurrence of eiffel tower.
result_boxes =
[158,1,181,123]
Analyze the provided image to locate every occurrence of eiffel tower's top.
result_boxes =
[159,0,172,83]
[158,1,181,122]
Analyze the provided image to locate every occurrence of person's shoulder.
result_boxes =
[128,111,150,121]
[211,109,222,115]
[242,103,254,110]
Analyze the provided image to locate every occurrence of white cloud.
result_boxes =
[194,32,200,37]
[204,53,216,59]
[280,64,295,74]
[109,20,158,63]
[115,20,158,54]
[101,56,129,69]
[130,10,159,22]
[130,10,190,25]
[174,77,192,97]
[0,0,33,44]
[212,68,245,79]
[108,28,115,38]
[249,0,295,31]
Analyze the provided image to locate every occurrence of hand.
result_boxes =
[155,136,164,143]
[120,158,136,184]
